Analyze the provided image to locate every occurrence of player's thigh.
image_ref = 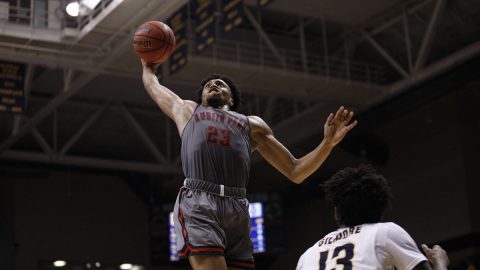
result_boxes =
[189,255,228,270]
[178,189,226,248]
[224,198,255,269]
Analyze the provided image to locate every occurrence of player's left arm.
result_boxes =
[249,106,357,184]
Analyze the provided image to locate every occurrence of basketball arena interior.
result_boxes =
[0,0,479,269]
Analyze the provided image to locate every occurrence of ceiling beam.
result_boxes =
[60,102,110,154]
[31,128,53,154]
[389,40,480,94]
[0,0,188,154]
[118,102,168,164]
[402,8,413,72]
[0,71,97,153]
[243,6,287,68]
[0,46,136,78]
[413,0,446,72]
[363,32,409,78]
[369,0,433,35]
[0,150,182,174]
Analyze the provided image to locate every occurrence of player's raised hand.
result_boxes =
[323,106,357,146]
[141,58,160,74]
[422,244,449,267]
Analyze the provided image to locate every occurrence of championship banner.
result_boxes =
[193,0,216,52]
[0,60,26,114]
[257,0,274,9]
[168,5,188,75]
[221,0,243,33]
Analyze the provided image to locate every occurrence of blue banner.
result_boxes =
[193,0,216,52]
[258,0,274,9]
[168,5,188,75]
[0,61,26,114]
[221,0,243,33]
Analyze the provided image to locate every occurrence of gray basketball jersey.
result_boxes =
[181,105,251,188]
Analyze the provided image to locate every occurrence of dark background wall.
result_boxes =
[270,59,480,269]
[2,171,150,270]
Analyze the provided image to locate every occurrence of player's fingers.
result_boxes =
[421,244,431,253]
[326,113,334,125]
[344,111,354,124]
[145,62,160,72]
[334,106,344,120]
[344,120,357,132]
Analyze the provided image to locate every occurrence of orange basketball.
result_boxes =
[133,21,176,64]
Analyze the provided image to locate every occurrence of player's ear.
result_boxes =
[228,98,234,108]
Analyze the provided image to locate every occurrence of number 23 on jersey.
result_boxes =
[206,126,231,146]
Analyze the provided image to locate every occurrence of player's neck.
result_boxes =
[204,104,230,111]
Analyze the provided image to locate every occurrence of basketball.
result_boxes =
[133,21,176,64]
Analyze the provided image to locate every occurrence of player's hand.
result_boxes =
[323,106,357,147]
[141,59,160,74]
[421,244,450,267]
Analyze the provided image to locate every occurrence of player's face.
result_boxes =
[202,79,233,109]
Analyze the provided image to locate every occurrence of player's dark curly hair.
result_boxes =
[323,165,392,226]
[197,73,242,112]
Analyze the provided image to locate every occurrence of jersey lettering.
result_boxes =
[206,126,231,146]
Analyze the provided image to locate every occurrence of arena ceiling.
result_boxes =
[0,0,479,183]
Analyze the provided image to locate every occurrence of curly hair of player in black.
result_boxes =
[323,165,393,227]
[197,73,242,112]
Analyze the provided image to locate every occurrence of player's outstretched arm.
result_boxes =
[141,59,196,135]
[249,106,357,184]
[413,244,449,270]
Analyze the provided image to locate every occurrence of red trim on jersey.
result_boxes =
[226,258,256,269]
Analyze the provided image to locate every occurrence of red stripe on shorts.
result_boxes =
[190,246,224,253]
[226,259,256,269]
[179,243,225,257]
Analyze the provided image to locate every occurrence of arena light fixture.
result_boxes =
[65,1,80,17]
[81,0,101,9]
[65,0,101,17]
[53,260,67,267]
[119,263,133,270]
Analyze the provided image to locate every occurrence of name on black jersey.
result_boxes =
[318,225,362,247]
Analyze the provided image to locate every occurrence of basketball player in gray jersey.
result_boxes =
[141,60,357,270]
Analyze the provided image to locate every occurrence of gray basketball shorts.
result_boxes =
[173,185,255,269]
